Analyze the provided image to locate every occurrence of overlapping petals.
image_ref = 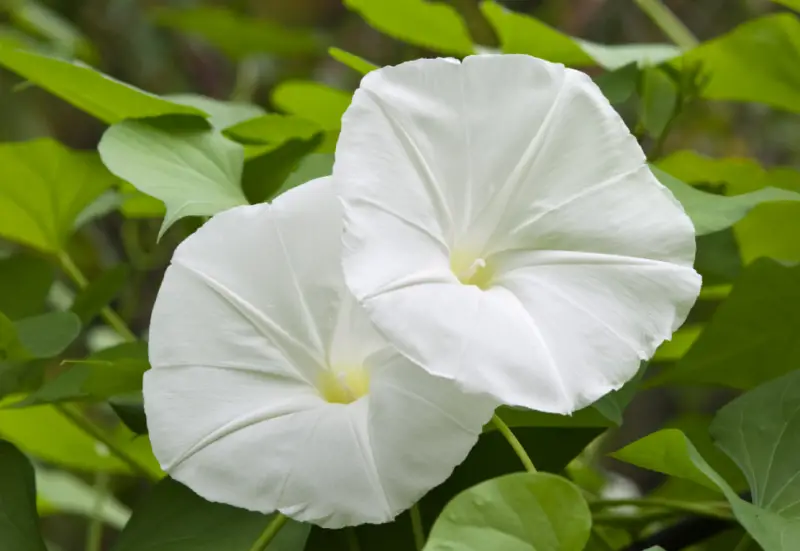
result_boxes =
[334,54,702,412]
[143,177,496,528]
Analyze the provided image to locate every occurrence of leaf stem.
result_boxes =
[590,498,733,520]
[492,412,536,473]
[55,404,157,480]
[347,527,361,551]
[633,0,699,50]
[85,472,108,551]
[57,250,137,342]
[248,513,288,551]
[410,504,425,550]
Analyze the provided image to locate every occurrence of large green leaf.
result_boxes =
[425,472,591,551]
[0,253,53,320]
[658,150,800,262]
[36,467,131,529]
[680,14,800,113]
[612,429,800,551]
[240,136,323,203]
[652,166,800,236]
[99,120,247,237]
[0,440,47,551]
[225,113,321,146]
[481,1,679,69]
[13,311,81,358]
[0,405,160,476]
[591,363,648,426]
[344,0,474,55]
[653,259,800,389]
[0,47,205,123]
[710,370,800,518]
[152,6,321,59]
[165,95,265,130]
[271,80,351,131]
[0,139,120,252]
[112,477,310,551]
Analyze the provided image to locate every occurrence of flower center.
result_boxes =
[318,365,370,404]
[450,251,494,289]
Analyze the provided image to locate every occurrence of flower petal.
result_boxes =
[336,55,701,411]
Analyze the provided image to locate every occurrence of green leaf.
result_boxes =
[425,472,591,551]
[112,477,310,551]
[13,311,81,359]
[165,94,265,130]
[653,259,800,389]
[8,0,94,60]
[152,6,321,59]
[241,136,323,204]
[0,47,205,123]
[612,429,800,551]
[344,0,474,55]
[680,14,800,113]
[710,370,800,517]
[593,62,639,104]
[225,113,321,145]
[0,253,54,320]
[0,440,47,551]
[639,66,677,138]
[591,362,648,426]
[70,265,129,325]
[481,1,679,69]
[774,0,800,11]
[0,405,160,476]
[99,120,247,237]
[277,153,335,197]
[36,467,130,529]
[0,139,120,252]
[328,47,378,75]
[657,150,800,263]
[651,166,800,236]
[109,393,147,435]
[272,80,352,131]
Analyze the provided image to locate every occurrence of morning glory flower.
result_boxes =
[334,54,702,413]
[143,177,496,528]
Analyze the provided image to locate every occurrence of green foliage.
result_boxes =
[0,139,119,252]
[225,113,321,145]
[152,7,322,59]
[36,467,131,528]
[639,67,678,138]
[271,81,352,131]
[0,48,205,123]
[165,95,265,130]
[774,0,800,11]
[112,477,310,551]
[0,253,53,320]
[0,440,47,551]
[99,120,247,237]
[329,47,378,75]
[425,472,591,551]
[70,265,129,324]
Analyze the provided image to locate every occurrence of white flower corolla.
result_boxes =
[143,177,497,528]
[334,54,702,413]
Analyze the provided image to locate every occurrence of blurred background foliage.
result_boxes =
[0,0,798,550]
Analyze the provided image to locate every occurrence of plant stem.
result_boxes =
[55,404,157,480]
[248,513,288,551]
[492,412,537,473]
[733,534,753,551]
[85,473,108,551]
[410,504,425,550]
[590,498,733,520]
[633,0,699,50]
[347,527,361,551]
[57,250,137,342]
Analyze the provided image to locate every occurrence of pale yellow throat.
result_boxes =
[318,365,371,404]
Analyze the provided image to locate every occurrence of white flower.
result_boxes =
[334,55,701,413]
[143,177,496,528]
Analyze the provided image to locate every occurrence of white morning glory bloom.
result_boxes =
[334,54,702,413]
[143,177,496,528]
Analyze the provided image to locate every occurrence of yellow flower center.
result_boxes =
[450,250,494,289]
[318,365,370,404]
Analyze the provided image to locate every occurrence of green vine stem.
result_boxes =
[492,412,537,473]
[85,472,109,551]
[247,514,288,551]
[410,504,425,550]
[590,498,733,520]
[633,0,699,50]
[57,250,138,342]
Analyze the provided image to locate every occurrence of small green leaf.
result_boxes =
[225,113,321,145]
[680,14,800,113]
[639,66,677,138]
[152,6,321,59]
[425,472,591,551]
[70,265,129,325]
[36,467,131,529]
[8,0,94,60]
[653,259,800,389]
[112,477,310,551]
[0,253,54,320]
[0,47,205,123]
[241,136,323,204]
[711,370,800,517]
[0,139,119,252]
[593,62,639,104]
[14,311,81,359]
[99,120,247,237]
[165,94,265,130]
[272,80,352,131]
[490,406,610,429]
[0,440,48,551]
[328,47,378,74]
[652,166,800,236]
[591,362,648,426]
[774,0,800,11]
[577,41,680,70]
[344,0,474,55]
[277,153,335,197]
